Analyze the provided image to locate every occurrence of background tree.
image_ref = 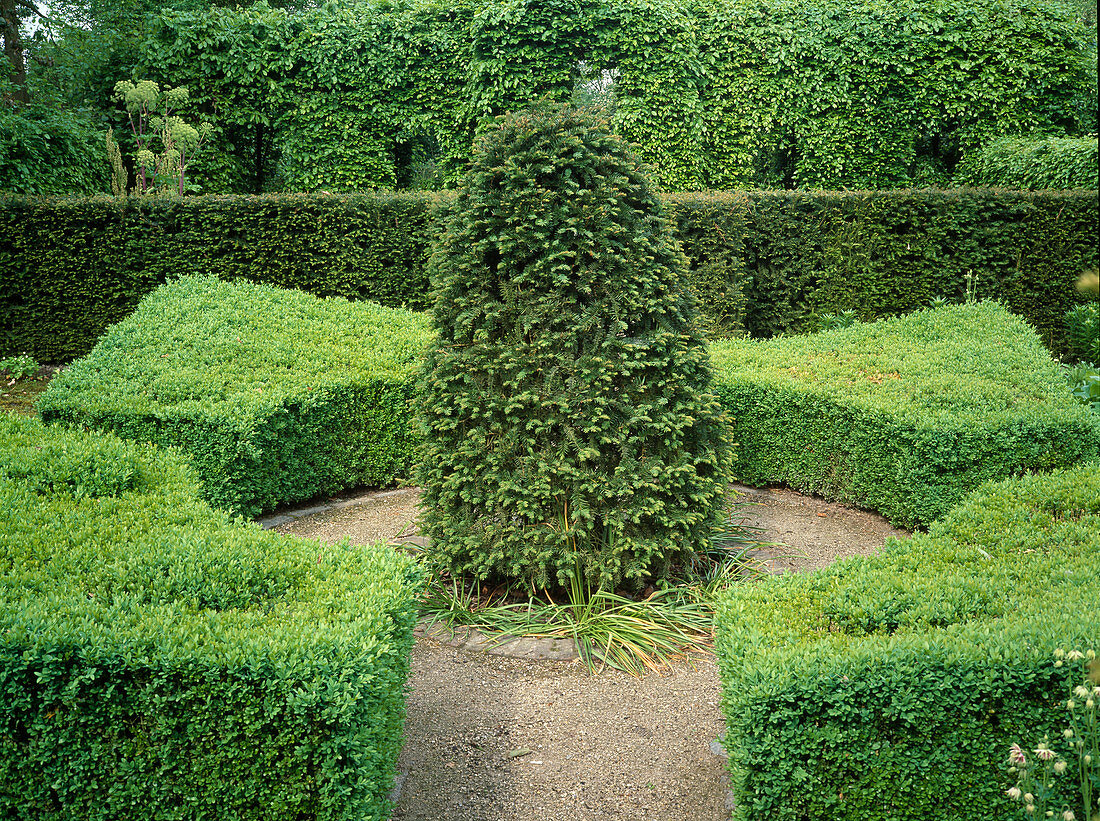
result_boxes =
[1,0,30,104]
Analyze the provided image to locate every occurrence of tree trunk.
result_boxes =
[1,0,29,105]
[254,122,265,194]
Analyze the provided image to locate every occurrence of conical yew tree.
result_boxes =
[417,104,731,591]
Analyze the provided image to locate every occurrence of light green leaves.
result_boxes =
[113,79,161,114]
[714,463,1100,820]
[0,415,420,820]
[38,276,433,516]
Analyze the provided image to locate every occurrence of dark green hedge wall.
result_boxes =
[0,192,444,362]
[710,188,1100,349]
[2,188,1096,361]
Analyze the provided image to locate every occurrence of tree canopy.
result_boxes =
[2,0,1097,194]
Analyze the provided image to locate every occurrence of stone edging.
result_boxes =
[414,621,580,662]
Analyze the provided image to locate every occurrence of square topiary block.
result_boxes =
[38,275,432,517]
[715,463,1100,820]
[710,301,1100,528]
[0,414,421,820]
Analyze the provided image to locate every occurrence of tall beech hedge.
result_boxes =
[954,134,1100,189]
[127,0,1094,191]
[2,188,1096,361]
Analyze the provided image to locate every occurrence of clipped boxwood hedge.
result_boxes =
[715,463,1100,821]
[710,302,1100,527]
[38,275,432,517]
[0,413,420,820]
[3,189,1095,362]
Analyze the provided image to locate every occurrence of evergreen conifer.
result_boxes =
[417,104,731,590]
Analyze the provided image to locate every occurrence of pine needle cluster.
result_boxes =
[417,104,731,592]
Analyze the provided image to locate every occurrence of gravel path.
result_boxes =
[266,484,909,820]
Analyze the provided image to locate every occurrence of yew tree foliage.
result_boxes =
[417,105,731,591]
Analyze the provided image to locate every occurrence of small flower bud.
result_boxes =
[1026,804,1036,814]
[1062,810,1075,821]
[1087,699,1095,709]
[1055,649,1066,659]
[1055,660,1064,668]
[1025,793,1035,803]
[1064,728,1075,739]
[1067,699,1076,709]
[1007,787,1023,800]
[1054,759,1068,774]
[1084,754,1092,765]
[1045,811,1054,818]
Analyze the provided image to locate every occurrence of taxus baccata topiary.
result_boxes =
[416,104,731,591]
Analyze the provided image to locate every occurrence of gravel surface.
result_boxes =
[268,484,910,820]
[7,363,910,818]
[391,644,730,821]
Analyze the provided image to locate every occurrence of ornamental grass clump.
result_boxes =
[416,104,731,592]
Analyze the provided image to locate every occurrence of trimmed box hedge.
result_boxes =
[0,413,421,820]
[715,462,1100,821]
[38,275,432,517]
[3,188,1095,361]
[710,302,1100,528]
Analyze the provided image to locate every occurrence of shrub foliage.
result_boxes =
[714,463,1100,820]
[710,302,1100,527]
[38,276,431,517]
[954,134,1099,189]
[122,0,1097,191]
[3,189,1095,362]
[0,414,420,820]
[416,105,731,591]
[0,98,107,196]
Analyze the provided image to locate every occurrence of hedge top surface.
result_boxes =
[709,301,1093,427]
[37,275,434,421]
[716,462,1100,681]
[0,414,420,672]
[0,410,198,501]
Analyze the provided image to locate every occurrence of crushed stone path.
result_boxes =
[260,483,909,820]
